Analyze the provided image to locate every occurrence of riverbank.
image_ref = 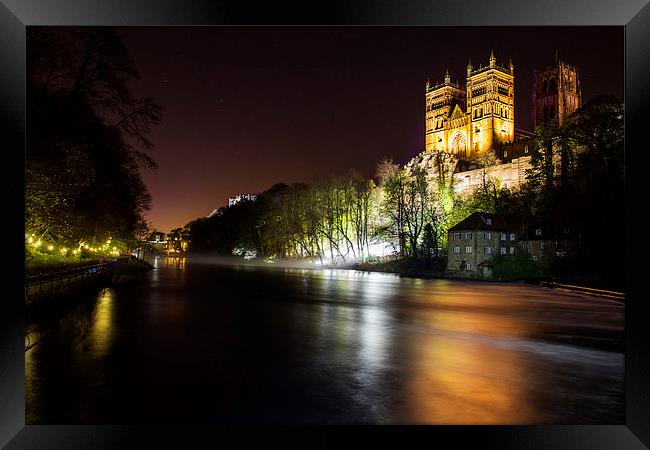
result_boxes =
[26,257,154,324]
[355,258,445,280]
[355,259,624,298]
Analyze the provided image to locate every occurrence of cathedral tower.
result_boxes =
[425,69,467,155]
[466,51,515,156]
[425,52,515,160]
[533,57,581,129]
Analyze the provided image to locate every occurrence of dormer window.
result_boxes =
[535,228,542,236]
[486,218,492,225]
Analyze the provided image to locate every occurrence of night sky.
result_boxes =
[117,27,623,233]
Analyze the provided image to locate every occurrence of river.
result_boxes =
[25,255,624,424]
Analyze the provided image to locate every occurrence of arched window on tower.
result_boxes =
[543,80,548,93]
[451,132,467,159]
[550,77,557,92]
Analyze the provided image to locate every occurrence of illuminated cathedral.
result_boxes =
[424,51,581,161]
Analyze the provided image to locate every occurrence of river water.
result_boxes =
[25,256,624,424]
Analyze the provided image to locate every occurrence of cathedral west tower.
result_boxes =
[425,51,514,160]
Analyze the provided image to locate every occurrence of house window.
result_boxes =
[484,246,492,254]
[532,255,538,261]
[453,233,461,240]
[524,144,529,154]
[484,232,491,240]
[466,263,473,271]
[486,218,492,225]
[465,246,473,254]
[509,247,515,255]
[500,233,506,241]
[510,233,516,241]
[504,149,508,158]
[500,247,507,255]
[535,228,542,236]
[453,246,461,254]
[540,241,545,250]
[465,232,472,239]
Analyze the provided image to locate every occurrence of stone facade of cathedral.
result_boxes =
[425,51,515,159]
[417,53,582,195]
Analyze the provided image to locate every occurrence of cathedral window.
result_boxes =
[451,132,467,158]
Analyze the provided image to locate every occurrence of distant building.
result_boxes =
[147,231,167,244]
[447,212,519,279]
[228,193,258,208]
[519,224,577,261]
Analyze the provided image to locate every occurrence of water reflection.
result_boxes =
[26,263,624,424]
[404,309,536,423]
[88,288,116,358]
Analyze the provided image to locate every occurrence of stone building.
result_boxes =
[425,51,518,159]
[519,224,577,261]
[419,54,582,196]
[533,58,582,128]
[227,193,258,208]
[446,212,518,279]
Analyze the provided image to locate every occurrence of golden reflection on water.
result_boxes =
[162,256,186,270]
[89,287,116,358]
[313,270,545,424]
[403,309,543,424]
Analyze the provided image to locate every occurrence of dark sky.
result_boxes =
[117,27,623,233]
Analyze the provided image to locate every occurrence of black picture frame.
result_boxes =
[2,0,649,448]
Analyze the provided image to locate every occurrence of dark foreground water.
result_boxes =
[26,256,624,424]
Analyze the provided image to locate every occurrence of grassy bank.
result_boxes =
[26,257,105,276]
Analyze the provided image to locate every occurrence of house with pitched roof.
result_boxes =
[447,212,519,279]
